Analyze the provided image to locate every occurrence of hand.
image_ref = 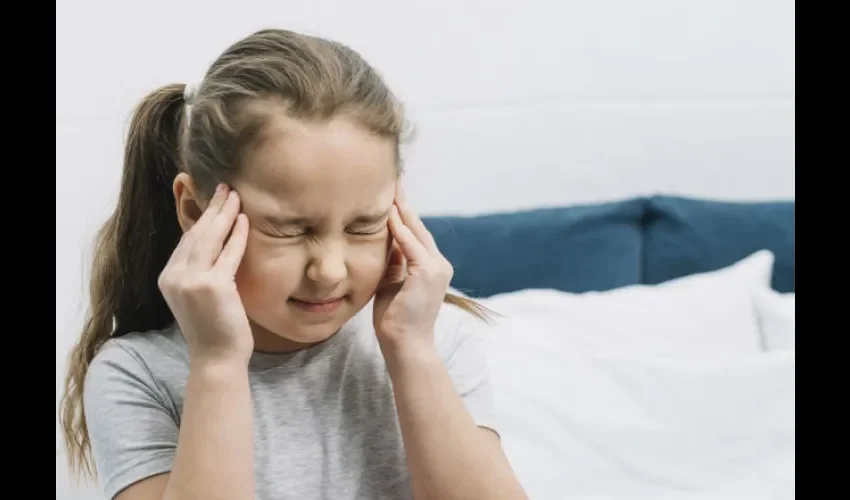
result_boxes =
[373,184,454,357]
[158,184,253,366]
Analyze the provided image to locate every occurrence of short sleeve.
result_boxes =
[83,341,179,499]
[436,306,499,435]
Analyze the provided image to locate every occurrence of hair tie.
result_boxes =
[183,83,198,104]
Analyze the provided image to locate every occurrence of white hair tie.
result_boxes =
[183,83,198,104]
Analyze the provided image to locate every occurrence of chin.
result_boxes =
[250,307,356,348]
[285,320,346,343]
[247,295,373,351]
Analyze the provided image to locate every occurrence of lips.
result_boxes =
[291,297,344,305]
[289,296,346,314]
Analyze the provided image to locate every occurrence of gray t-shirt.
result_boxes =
[83,299,497,500]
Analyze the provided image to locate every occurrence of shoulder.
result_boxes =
[433,292,493,362]
[82,326,185,500]
[89,323,187,370]
[348,293,492,363]
[434,292,500,432]
[84,323,188,408]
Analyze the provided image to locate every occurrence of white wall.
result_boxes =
[56,1,794,498]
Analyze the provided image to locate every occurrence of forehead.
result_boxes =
[234,115,397,216]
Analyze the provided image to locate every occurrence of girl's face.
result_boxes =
[231,115,398,353]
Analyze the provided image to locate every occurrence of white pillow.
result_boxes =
[754,288,795,351]
[478,250,774,358]
[485,336,796,498]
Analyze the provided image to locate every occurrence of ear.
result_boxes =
[172,172,205,233]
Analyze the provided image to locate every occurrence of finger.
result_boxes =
[388,205,430,265]
[388,240,405,266]
[166,184,227,267]
[382,241,406,284]
[394,197,439,255]
[188,183,230,237]
[214,213,250,276]
[176,183,230,265]
[188,190,242,268]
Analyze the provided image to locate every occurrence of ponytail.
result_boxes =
[443,292,493,322]
[59,84,188,478]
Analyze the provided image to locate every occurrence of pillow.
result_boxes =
[642,195,795,293]
[754,288,795,351]
[478,250,774,358]
[421,198,646,297]
[485,337,795,498]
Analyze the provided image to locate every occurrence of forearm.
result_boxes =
[385,343,527,500]
[163,358,254,500]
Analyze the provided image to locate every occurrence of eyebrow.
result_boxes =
[350,208,392,224]
[260,208,391,227]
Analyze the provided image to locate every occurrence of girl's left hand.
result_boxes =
[373,184,454,356]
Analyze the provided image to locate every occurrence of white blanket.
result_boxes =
[486,338,794,499]
[474,251,795,499]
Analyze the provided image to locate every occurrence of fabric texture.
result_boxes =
[83,300,496,500]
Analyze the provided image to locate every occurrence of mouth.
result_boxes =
[288,296,346,313]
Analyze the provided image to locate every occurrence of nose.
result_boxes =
[306,243,347,286]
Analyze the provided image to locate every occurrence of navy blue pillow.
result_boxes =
[642,195,795,292]
[421,198,647,297]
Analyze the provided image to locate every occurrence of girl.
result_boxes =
[59,28,527,500]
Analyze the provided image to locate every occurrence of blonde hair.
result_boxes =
[59,28,489,480]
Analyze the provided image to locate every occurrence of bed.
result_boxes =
[422,194,795,499]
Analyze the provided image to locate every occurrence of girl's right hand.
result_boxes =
[158,184,254,366]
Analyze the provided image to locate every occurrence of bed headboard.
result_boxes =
[422,194,795,297]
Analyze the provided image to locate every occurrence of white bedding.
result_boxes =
[754,287,795,352]
[473,251,795,499]
[479,250,774,358]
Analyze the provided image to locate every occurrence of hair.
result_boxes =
[59,28,491,480]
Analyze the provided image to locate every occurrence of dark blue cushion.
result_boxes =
[422,198,647,297]
[642,195,795,292]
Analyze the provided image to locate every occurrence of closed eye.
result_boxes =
[347,225,386,236]
[261,227,309,238]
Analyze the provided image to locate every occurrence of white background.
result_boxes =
[56,1,794,498]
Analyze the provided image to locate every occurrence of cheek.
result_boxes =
[235,238,305,292]
[233,234,391,291]
[347,237,391,284]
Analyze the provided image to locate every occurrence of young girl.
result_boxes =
[59,28,527,500]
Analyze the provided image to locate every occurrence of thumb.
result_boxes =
[382,241,406,284]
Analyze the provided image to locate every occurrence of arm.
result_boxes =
[84,344,254,500]
[384,335,528,500]
[158,357,254,500]
[373,187,526,500]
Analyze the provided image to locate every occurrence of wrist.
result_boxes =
[381,335,441,375]
[190,351,251,375]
